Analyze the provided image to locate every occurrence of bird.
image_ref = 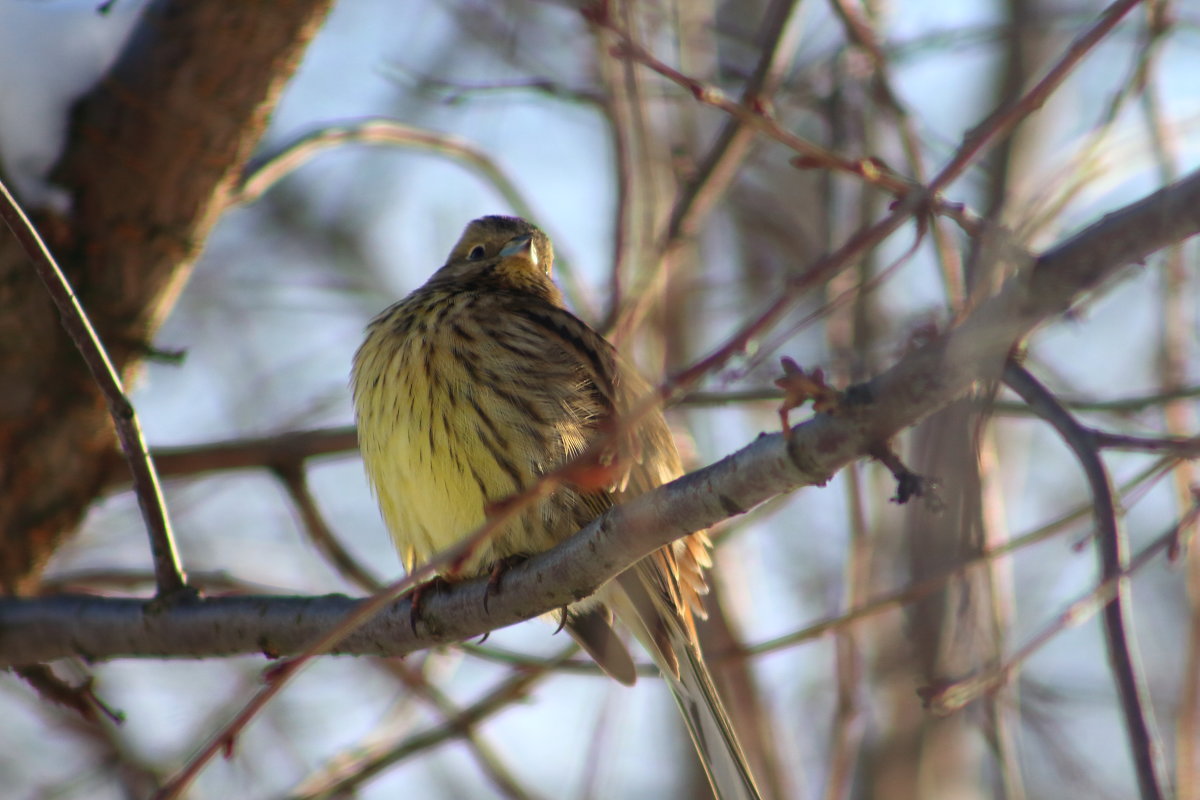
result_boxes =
[351,215,761,800]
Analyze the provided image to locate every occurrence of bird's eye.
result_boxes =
[467,245,486,260]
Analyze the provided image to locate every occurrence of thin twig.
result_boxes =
[1004,362,1168,800]
[928,0,1146,190]
[632,0,1144,413]
[1091,431,1200,456]
[827,0,966,307]
[679,384,1200,413]
[921,505,1198,721]
[38,568,278,596]
[593,8,914,199]
[747,452,1182,658]
[378,659,539,800]
[233,118,590,311]
[458,641,658,678]
[15,664,123,725]
[145,427,357,482]
[272,462,384,593]
[663,0,804,245]
[0,179,187,598]
[590,16,635,332]
[285,650,567,800]
[395,69,604,106]
[18,662,163,797]
[236,119,533,213]
[156,439,594,798]
[1029,385,1200,415]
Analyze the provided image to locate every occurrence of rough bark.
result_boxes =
[0,0,334,592]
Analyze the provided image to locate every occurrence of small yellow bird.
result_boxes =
[352,215,760,799]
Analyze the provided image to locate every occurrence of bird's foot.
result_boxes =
[407,575,453,634]
[483,554,529,613]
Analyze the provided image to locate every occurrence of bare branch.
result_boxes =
[273,463,384,593]
[4,168,1198,669]
[0,179,186,598]
[1005,363,1169,800]
[0,0,335,592]
[919,509,1193,712]
[285,651,568,800]
[237,119,536,215]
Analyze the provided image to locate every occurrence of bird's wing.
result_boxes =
[501,298,761,799]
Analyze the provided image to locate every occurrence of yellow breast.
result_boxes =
[351,292,559,574]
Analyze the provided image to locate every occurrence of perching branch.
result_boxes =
[3,167,1198,667]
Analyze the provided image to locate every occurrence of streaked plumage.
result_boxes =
[352,215,761,799]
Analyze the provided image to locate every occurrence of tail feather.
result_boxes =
[672,642,762,800]
[564,606,638,686]
[607,565,763,800]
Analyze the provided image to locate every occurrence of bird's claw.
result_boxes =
[553,605,569,635]
[483,554,528,613]
[407,576,451,634]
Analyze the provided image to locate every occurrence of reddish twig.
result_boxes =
[929,0,1146,191]
[631,0,1141,413]
[596,12,913,198]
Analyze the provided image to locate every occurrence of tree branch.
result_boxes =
[0,179,186,598]
[2,167,1198,668]
[0,0,335,592]
[1005,363,1168,800]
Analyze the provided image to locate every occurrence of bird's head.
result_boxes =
[431,215,559,300]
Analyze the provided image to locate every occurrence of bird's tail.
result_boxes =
[607,563,763,800]
[667,633,763,800]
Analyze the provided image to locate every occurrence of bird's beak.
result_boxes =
[499,233,536,266]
